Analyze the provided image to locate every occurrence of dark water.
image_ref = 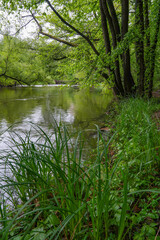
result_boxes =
[0,86,112,150]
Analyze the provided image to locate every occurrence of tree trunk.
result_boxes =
[100,0,123,96]
[99,0,111,54]
[144,0,151,94]
[148,8,160,98]
[135,0,145,96]
[121,0,135,95]
[106,0,121,41]
[101,0,124,96]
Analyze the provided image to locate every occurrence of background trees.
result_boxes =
[0,36,68,86]
[0,36,45,86]
[1,0,160,97]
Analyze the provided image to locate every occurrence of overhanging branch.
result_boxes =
[31,11,77,47]
[0,73,30,85]
[40,31,77,47]
[45,0,100,56]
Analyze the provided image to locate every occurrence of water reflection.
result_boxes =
[0,86,112,150]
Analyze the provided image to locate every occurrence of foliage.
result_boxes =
[114,98,160,166]
[111,98,160,239]
[0,0,160,95]
[0,36,68,86]
[0,98,160,239]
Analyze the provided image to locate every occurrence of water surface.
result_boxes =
[0,86,112,150]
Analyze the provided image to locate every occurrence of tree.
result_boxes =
[1,0,160,97]
[99,0,160,97]
[0,36,66,86]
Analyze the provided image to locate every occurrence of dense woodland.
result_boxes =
[0,0,160,97]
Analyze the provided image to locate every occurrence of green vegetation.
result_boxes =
[0,98,159,239]
[0,0,160,238]
[0,0,160,96]
[0,36,66,86]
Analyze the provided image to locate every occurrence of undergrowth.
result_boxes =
[110,98,160,240]
[0,98,159,240]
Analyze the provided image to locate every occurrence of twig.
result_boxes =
[155,226,160,240]
[13,18,34,35]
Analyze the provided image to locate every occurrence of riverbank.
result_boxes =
[0,97,160,240]
[0,84,77,88]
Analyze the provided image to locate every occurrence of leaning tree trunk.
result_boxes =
[101,0,125,96]
[100,0,122,96]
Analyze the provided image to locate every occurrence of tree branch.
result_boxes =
[40,31,77,47]
[30,11,42,32]
[0,73,30,85]
[45,0,100,56]
[13,18,34,36]
[31,12,77,47]
[50,56,67,61]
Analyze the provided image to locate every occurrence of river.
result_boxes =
[0,85,112,151]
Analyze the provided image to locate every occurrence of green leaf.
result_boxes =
[45,213,60,226]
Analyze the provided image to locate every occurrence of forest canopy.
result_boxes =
[0,0,160,97]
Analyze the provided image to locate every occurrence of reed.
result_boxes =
[0,123,128,239]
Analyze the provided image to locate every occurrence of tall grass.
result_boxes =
[115,98,160,169]
[113,98,160,239]
[0,123,129,240]
[0,98,160,239]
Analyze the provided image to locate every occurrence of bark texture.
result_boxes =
[121,0,135,95]
[135,0,145,96]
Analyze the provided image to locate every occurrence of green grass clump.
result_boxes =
[0,98,160,240]
[0,124,128,240]
[114,98,160,167]
[111,98,160,239]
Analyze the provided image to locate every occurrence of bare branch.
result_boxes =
[30,11,42,32]
[22,15,33,18]
[13,18,34,35]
